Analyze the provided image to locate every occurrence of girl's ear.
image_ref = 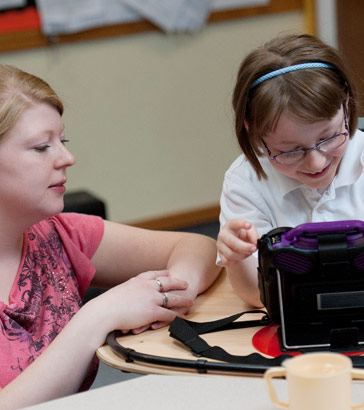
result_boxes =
[343,84,350,110]
[344,96,349,111]
[244,120,249,132]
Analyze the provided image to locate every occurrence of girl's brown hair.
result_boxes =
[233,34,358,179]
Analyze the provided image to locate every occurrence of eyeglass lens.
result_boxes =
[275,133,347,165]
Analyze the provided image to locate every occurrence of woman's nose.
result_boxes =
[55,143,76,168]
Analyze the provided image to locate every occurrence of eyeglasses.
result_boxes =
[261,107,349,165]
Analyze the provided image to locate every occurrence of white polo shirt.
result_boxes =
[219,128,364,241]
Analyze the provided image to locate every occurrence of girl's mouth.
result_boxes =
[302,164,330,179]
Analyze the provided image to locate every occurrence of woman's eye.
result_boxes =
[34,145,50,152]
[61,139,70,145]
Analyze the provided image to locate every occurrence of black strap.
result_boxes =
[169,311,364,369]
[105,311,364,375]
[169,311,293,366]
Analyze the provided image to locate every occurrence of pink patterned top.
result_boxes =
[0,213,104,390]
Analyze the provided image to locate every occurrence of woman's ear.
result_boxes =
[244,120,249,132]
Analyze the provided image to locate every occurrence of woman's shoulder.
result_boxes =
[30,213,104,253]
[51,212,104,229]
[32,213,103,233]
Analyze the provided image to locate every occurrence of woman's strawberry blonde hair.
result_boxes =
[0,64,63,139]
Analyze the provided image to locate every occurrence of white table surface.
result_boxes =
[23,374,364,410]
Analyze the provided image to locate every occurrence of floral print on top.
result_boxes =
[0,213,104,389]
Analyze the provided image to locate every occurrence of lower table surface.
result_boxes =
[97,270,269,376]
[24,374,364,410]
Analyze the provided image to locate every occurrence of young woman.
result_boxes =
[217,34,361,307]
[0,64,220,409]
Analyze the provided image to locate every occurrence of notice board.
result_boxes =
[0,0,303,53]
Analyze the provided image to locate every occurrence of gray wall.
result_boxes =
[0,11,304,223]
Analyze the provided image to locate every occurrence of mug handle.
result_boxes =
[351,368,364,409]
[264,367,289,409]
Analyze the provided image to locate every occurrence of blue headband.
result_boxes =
[250,62,335,89]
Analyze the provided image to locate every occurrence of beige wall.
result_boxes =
[0,11,304,223]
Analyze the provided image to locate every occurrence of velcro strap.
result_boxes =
[169,312,292,366]
[169,313,364,369]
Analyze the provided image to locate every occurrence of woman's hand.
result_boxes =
[88,269,193,335]
[217,218,259,266]
[0,270,193,409]
[146,283,198,332]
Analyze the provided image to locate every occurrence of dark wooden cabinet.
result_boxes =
[337,0,364,116]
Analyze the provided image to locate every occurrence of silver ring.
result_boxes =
[155,278,163,292]
[162,293,168,308]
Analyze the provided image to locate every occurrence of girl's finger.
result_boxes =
[227,218,251,232]
[156,277,188,292]
[131,324,150,334]
[159,293,193,309]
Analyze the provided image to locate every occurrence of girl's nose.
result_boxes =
[302,149,327,172]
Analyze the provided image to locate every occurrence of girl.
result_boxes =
[217,34,362,307]
[0,64,220,409]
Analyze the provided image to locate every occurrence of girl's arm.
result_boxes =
[226,256,263,307]
[217,218,262,306]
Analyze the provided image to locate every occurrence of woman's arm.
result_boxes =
[91,221,221,332]
[0,223,220,408]
[91,220,221,298]
[0,303,102,409]
[0,270,192,409]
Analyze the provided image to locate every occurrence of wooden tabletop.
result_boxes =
[97,270,268,376]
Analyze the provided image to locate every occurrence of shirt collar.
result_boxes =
[260,157,305,197]
[334,129,364,188]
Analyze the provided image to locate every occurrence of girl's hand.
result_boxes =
[217,219,259,266]
[89,270,193,335]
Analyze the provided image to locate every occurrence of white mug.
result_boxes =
[264,352,364,410]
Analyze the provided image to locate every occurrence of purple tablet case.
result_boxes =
[257,220,364,351]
